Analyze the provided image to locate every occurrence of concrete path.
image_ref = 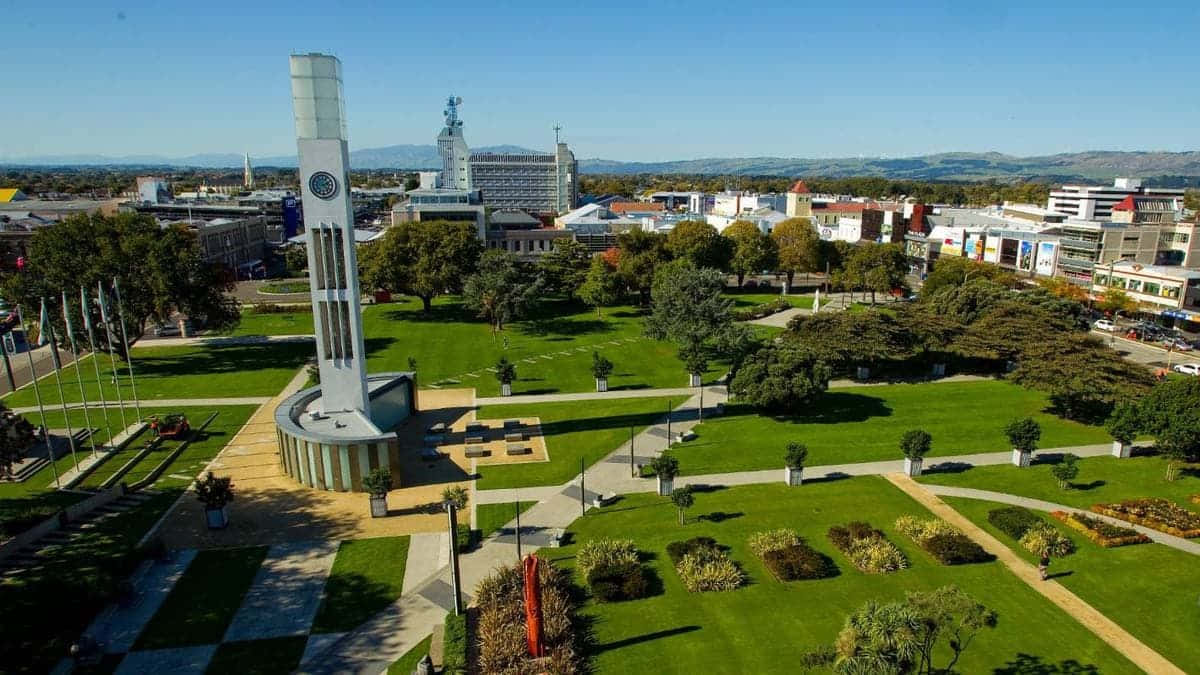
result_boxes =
[132,334,313,349]
[11,397,271,415]
[299,586,449,674]
[924,484,1200,556]
[223,540,340,642]
[86,549,199,654]
[114,645,217,675]
[888,474,1186,675]
[476,386,699,406]
[402,532,449,594]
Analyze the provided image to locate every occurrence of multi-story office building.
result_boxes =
[171,216,268,275]
[1092,261,1200,321]
[469,145,577,216]
[1046,177,1184,221]
[390,188,486,239]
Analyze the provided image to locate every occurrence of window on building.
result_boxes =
[1143,282,1160,296]
[1094,273,1109,286]
[1165,286,1181,299]
[1127,279,1142,292]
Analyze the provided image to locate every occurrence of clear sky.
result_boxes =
[3,0,1199,162]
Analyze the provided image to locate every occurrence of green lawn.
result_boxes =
[135,546,269,649]
[259,281,310,294]
[944,496,1200,672]
[311,536,410,634]
[221,309,314,336]
[387,634,432,674]
[475,500,536,539]
[724,292,814,310]
[474,396,682,490]
[206,636,308,675]
[679,380,1112,475]
[920,453,1200,509]
[2,343,311,407]
[547,479,1136,674]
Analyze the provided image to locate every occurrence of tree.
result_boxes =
[920,256,1016,299]
[578,255,623,318]
[1004,417,1041,453]
[494,357,517,385]
[2,212,238,349]
[591,352,614,380]
[441,485,469,509]
[1136,377,1200,480]
[616,228,670,306]
[1096,288,1136,317]
[194,472,234,510]
[1050,453,1080,489]
[360,219,482,312]
[650,452,679,480]
[665,220,731,270]
[644,263,751,377]
[670,486,695,525]
[362,468,393,497]
[1105,401,1141,446]
[1008,332,1153,423]
[894,304,963,366]
[728,345,831,412]
[283,246,308,275]
[921,278,1015,325]
[536,238,591,299]
[786,310,912,373]
[770,217,821,286]
[900,429,932,460]
[834,243,908,303]
[724,220,778,287]
[0,405,35,480]
[1036,276,1089,303]
[784,442,808,470]
[463,249,542,337]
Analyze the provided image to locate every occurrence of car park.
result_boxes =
[1173,363,1200,376]
[1162,337,1194,351]
[1093,319,1116,332]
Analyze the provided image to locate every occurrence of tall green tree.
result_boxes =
[920,256,1016,298]
[535,238,591,300]
[644,263,750,377]
[1096,288,1137,317]
[462,249,542,337]
[770,217,821,286]
[578,255,623,318]
[360,219,482,312]
[1136,377,1200,480]
[728,345,831,412]
[834,242,908,303]
[665,220,732,271]
[724,220,779,287]
[616,228,671,306]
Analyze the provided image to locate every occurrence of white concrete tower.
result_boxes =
[243,153,254,189]
[437,95,471,189]
[290,53,371,416]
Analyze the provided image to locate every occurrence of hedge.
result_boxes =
[827,522,908,574]
[895,516,993,565]
[666,537,719,565]
[761,543,838,581]
[586,562,648,602]
[668,537,743,592]
[442,612,468,675]
[987,506,1041,540]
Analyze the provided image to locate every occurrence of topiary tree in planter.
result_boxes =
[1049,453,1080,490]
[441,485,469,510]
[899,429,933,477]
[682,344,708,388]
[651,452,679,496]
[1004,417,1041,467]
[784,442,808,486]
[495,357,517,396]
[1104,402,1140,459]
[194,472,234,529]
[363,468,393,518]
[671,486,695,525]
[592,352,614,392]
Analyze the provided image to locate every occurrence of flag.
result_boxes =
[80,287,95,338]
[97,282,111,326]
[37,298,50,347]
[60,291,76,338]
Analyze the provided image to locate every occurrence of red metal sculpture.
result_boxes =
[522,554,545,657]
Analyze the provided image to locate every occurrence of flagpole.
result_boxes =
[80,287,112,443]
[112,279,141,421]
[98,281,128,429]
[17,304,58,488]
[42,298,79,472]
[62,291,97,458]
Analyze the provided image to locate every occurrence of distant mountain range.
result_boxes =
[5,147,1200,182]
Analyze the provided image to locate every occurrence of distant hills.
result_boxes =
[5,147,1200,183]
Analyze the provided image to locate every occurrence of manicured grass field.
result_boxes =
[944,496,1200,672]
[920,453,1200,509]
[387,634,433,674]
[475,500,536,539]
[679,380,1112,475]
[725,292,814,310]
[222,308,315,336]
[259,281,310,294]
[2,342,311,407]
[311,536,411,634]
[549,479,1136,674]
[207,636,308,675]
[474,396,681,490]
[135,546,269,649]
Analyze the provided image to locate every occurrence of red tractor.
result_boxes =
[149,413,190,440]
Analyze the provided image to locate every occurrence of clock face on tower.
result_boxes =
[308,171,338,200]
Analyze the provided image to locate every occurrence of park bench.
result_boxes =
[549,528,566,547]
[420,447,442,460]
[505,443,530,456]
[466,422,487,433]
[464,446,487,458]
[503,419,521,429]
[504,431,524,442]
[427,422,447,434]
[465,434,485,445]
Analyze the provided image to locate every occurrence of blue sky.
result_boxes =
[3,0,1199,161]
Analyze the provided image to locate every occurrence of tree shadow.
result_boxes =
[310,570,400,633]
[593,625,700,654]
[992,653,1100,674]
[698,511,743,523]
[761,392,892,426]
[517,317,614,338]
[924,461,973,475]
[1068,480,1105,491]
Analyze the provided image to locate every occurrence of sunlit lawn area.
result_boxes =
[678,380,1112,475]
[311,536,410,634]
[474,396,682,490]
[944,496,1200,672]
[548,479,1136,674]
[724,291,814,310]
[475,500,536,538]
[221,308,315,336]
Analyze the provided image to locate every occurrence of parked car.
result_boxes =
[1162,337,1195,351]
[1173,363,1200,376]
[1093,319,1116,332]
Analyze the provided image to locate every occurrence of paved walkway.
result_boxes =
[223,540,341,642]
[85,549,199,654]
[114,645,217,675]
[476,386,699,406]
[887,474,1186,675]
[924,484,1200,556]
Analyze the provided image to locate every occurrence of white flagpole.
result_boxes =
[80,287,112,439]
[97,281,128,429]
[41,298,78,472]
[17,304,58,488]
[112,279,141,421]
[62,291,97,458]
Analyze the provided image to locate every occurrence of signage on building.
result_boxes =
[1017,240,1035,272]
[983,237,999,263]
[1035,241,1058,276]
[281,196,301,238]
[941,228,965,257]
[964,234,983,261]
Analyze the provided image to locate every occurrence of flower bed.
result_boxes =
[1091,498,1200,538]
[475,556,585,674]
[987,506,1041,540]
[667,537,744,592]
[746,529,837,581]
[576,538,648,602]
[894,516,994,565]
[827,521,908,574]
[1051,511,1151,548]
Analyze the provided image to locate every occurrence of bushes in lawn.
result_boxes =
[1052,511,1150,548]
[576,539,638,578]
[667,537,744,592]
[474,557,584,674]
[827,522,908,574]
[1091,498,1200,538]
[895,516,994,565]
[747,529,799,557]
[577,538,647,602]
[987,506,1041,540]
[1020,523,1075,558]
[747,529,837,581]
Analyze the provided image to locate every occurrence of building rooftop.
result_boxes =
[490,210,541,227]
[788,180,809,194]
[610,201,665,214]
[1107,260,1200,280]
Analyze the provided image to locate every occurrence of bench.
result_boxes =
[464,446,488,458]
[419,447,442,460]
[466,422,487,433]
[549,528,566,548]
[422,434,445,445]
[503,419,521,429]
[675,431,696,444]
[465,434,485,445]
[592,492,616,508]
[505,443,530,456]
[504,431,524,442]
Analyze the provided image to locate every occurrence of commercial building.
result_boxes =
[554,203,640,253]
[169,217,268,275]
[1092,261,1200,321]
[390,188,486,239]
[1046,177,1184,221]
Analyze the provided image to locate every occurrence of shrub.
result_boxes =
[828,522,908,574]
[747,529,799,557]
[666,536,718,565]
[361,469,392,497]
[441,485,468,510]
[761,543,838,581]
[591,352,614,379]
[1091,498,1200,538]
[1105,402,1141,445]
[894,515,958,543]
[494,357,516,385]
[784,443,808,470]
[194,472,234,509]
[442,612,468,674]
[586,561,648,602]
[650,452,680,480]
[1050,453,1080,489]
[1004,417,1041,453]
[987,506,1040,540]
[922,533,994,565]
[576,539,639,579]
[899,429,933,460]
[454,523,475,552]
[676,547,744,592]
[1020,523,1075,558]
[732,298,791,321]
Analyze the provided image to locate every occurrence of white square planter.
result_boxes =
[369,495,388,518]
[1011,449,1031,467]
[205,506,229,530]
[1111,441,1131,458]
[785,466,803,486]
[657,476,674,496]
[856,366,871,381]
[595,378,608,393]
[501,383,512,397]
[904,457,923,477]
[689,373,702,387]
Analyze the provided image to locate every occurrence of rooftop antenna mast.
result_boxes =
[553,124,562,144]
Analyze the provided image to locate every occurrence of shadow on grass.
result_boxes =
[698,511,743,523]
[1069,480,1106,491]
[537,410,677,437]
[311,571,398,634]
[518,317,615,338]
[128,342,316,380]
[593,625,700,654]
[992,653,1100,674]
[924,461,973,475]
[720,392,893,426]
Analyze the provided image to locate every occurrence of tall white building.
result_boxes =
[437,96,472,190]
[243,153,254,189]
[1047,177,1184,221]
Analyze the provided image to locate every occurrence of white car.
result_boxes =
[1173,363,1200,376]
[1093,319,1117,332]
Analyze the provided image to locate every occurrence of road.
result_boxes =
[1090,330,1200,368]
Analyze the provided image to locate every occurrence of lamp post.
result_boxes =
[445,502,463,616]
[515,499,522,561]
